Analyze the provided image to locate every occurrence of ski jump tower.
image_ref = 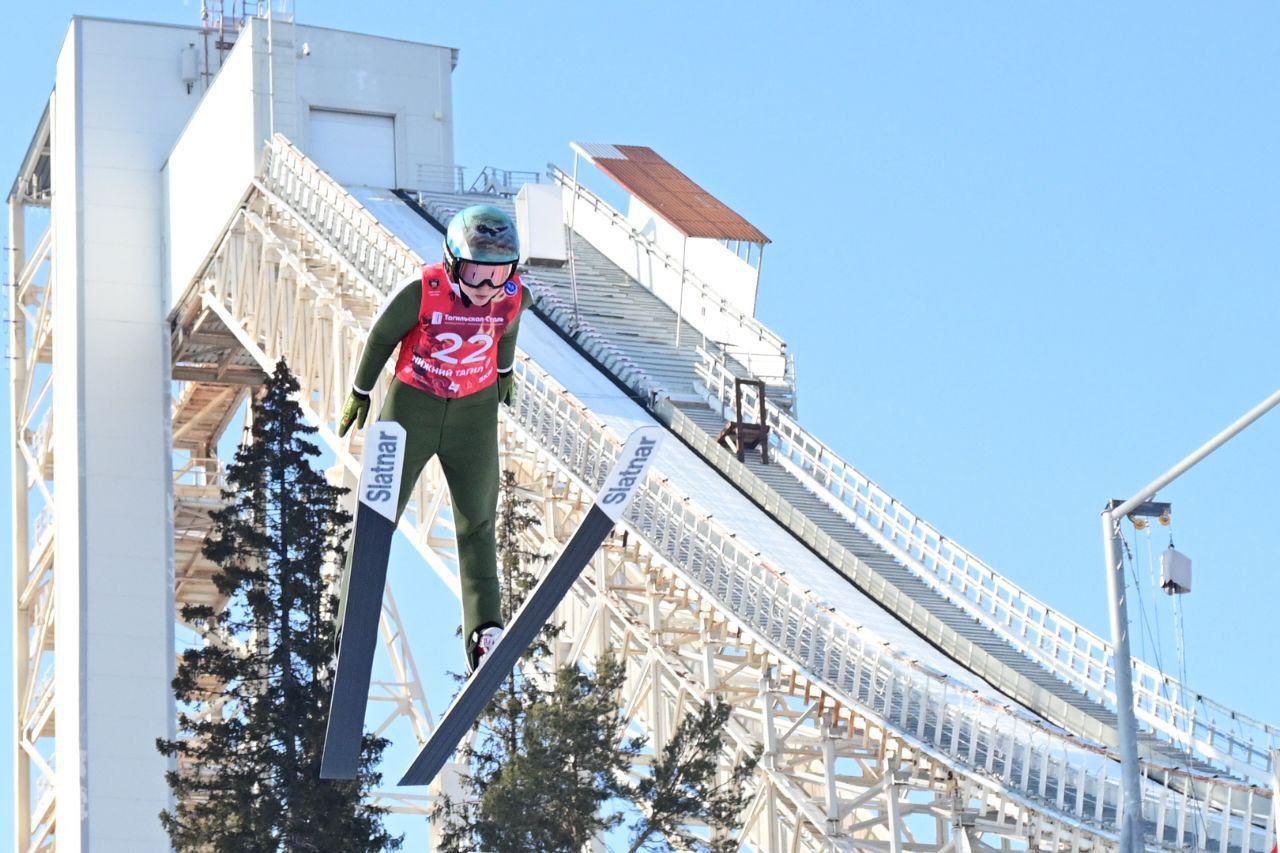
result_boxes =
[9,11,1279,852]
[9,12,454,849]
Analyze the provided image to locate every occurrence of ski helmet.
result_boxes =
[443,205,520,283]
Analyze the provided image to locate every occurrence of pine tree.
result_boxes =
[465,654,639,851]
[157,360,401,852]
[431,471,641,851]
[431,471,759,851]
[626,698,761,852]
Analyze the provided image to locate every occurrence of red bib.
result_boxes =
[394,264,523,398]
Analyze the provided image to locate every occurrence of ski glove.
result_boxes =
[338,390,370,437]
[497,371,516,407]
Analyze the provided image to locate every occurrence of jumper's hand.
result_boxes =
[497,372,516,407]
[338,391,370,437]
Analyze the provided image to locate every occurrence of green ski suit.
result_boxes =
[336,273,530,645]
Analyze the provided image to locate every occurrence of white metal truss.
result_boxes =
[173,151,1029,847]
[168,178,441,818]
[10,185,56,852]
[223,144,1074,847]
[478,364,1116,852]
[5,128,437,846]
[495,427,1109,852]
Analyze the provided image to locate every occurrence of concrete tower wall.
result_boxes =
[50,17,208,851]
[163,25,258,304]
[40,14,459,849]
[290,24,457,188]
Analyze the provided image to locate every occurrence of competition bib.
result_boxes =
[393,264,522,398]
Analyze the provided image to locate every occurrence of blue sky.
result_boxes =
[4,0,1279,846]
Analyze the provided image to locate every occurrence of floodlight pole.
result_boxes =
[1102,387,1280,851]
[1102,503,1145,853]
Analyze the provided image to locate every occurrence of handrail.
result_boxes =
[173,457,224,488]
[253,136,1274,847]
[694,346,1279,785]
[468,166,543,195]
[417,163,467,194]
[547,163,795,391]
[519,273,1124,755]
[505,356,1271,849]
[259,134,419,298]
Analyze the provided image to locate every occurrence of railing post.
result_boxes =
[675,235,686,348]
[562,156,582,331]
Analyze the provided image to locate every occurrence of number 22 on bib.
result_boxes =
[394,263,523,397]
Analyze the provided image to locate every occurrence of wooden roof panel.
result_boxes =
[586,145,769,243]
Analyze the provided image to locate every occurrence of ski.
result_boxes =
[398,426,664,786]
[320,421,406,780]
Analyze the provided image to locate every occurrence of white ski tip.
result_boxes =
[597,427,663,522]
[358,421,406,522]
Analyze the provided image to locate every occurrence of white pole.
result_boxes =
[266,2,276,138]
[885,764,904,853]
[753,242,764,317]
[1102,507,1144,851]
[1103,387,1280,851]
[675,236,687,348]
[10,189,30,853]
[567,152,581,331]
[1112,388,1280,518]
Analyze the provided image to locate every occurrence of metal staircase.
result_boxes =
[166,135,1276,850]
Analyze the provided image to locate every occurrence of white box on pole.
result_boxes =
[1161,546,1191,595]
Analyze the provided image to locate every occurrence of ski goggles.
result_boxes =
[457,261,517,290]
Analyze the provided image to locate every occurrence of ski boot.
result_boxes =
[466,623,504,674]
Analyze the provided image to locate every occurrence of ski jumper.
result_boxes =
[336,263,529,643]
